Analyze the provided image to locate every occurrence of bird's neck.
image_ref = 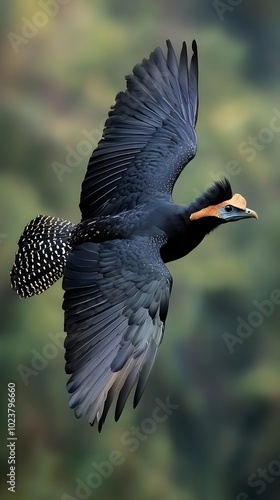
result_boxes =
[160,216,221,263]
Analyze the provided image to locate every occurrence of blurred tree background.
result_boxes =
[1,1,280,499]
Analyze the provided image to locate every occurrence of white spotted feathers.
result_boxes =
[11,215,75,298]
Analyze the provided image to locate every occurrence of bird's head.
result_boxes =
[189,179,258,225]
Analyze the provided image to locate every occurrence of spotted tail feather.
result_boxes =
[11,215,76,298]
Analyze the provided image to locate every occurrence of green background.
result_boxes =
[1,1,280,499]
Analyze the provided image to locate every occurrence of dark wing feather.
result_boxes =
[63,237,172,431]
[80,40,198,219]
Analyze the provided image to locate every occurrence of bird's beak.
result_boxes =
[220,206,258,222]
[243,208,258,220]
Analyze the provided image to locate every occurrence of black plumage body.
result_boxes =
[10,40,257,430]
[71,200,186,246]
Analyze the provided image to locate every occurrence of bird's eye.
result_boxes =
[224,205,233,212]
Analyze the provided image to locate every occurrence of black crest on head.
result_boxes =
[192,178,233,211]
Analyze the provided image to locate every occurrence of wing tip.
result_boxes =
[192,39,198,53]
[165,39,197,54]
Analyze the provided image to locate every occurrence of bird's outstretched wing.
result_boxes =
[63,237,172,430]
[80,40,198,220]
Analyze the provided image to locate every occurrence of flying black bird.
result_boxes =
[11,40,257,430]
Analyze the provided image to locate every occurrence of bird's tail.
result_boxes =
[11,215,76,298]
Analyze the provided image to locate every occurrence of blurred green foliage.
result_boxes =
[1,1,280,499]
